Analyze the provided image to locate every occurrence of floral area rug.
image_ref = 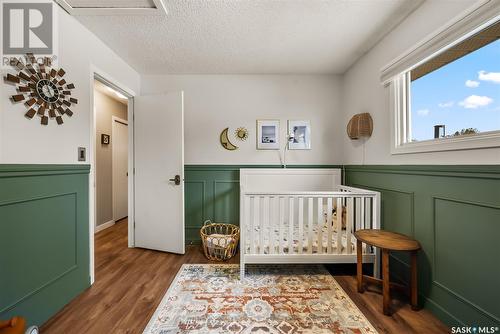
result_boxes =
[143,264,378,334]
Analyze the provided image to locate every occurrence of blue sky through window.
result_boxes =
[410,39,500,141]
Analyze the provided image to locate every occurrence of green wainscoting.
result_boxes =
[0,164,90,327]
[344,165,500,327]
[184,165,341,244]
[3,163,495,327]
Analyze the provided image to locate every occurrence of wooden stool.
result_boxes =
[354,229,421,316]
[0,317,26,334]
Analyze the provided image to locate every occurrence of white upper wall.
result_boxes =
[2,1,498,166]
[0,5,140,164]
[341,0,500,165]
[141,75,343,165]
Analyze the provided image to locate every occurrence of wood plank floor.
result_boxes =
[41,219,448,333]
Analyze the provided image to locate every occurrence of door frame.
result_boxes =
[111,116,129,222]
[89,66,136,284]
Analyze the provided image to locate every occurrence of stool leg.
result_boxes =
[357,240,363,293]
[411,250,419,310]
[382,248,391,316]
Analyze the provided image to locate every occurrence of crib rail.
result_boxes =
[239,185,380,264]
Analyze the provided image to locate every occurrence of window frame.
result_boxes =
[390,73,500,155]
[384,0,500,155]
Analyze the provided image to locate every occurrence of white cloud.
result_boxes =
[416,109,430,116]
[438,101,454,108]
[465,80,480,88]
[478,71,500,83]
[458,95,493,109]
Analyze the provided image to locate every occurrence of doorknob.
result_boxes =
[169,175,181,185]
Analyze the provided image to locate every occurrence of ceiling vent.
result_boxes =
[55,0,167,15]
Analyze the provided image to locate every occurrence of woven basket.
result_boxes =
[200,220,240,261]
[347,112,373,139]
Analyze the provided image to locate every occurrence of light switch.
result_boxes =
[78,147,86,161]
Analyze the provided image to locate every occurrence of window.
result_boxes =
[383,2,500,154]
[410,23,500,143]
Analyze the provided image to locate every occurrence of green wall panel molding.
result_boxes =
[344,164,500,327]
[344,164,500,178]
[185,164,343,171]
[185,166,240,244]
[0,164,90,327]
[0,164,91,176]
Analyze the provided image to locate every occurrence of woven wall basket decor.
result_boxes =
[347,112,373,139]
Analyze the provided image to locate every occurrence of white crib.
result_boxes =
[239,168,380,278]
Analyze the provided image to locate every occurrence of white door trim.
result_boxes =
[111,116,128,221]
[89,65,136,284]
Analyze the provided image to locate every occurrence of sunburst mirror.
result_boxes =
[4,53,77,125]
[235,127,249,141]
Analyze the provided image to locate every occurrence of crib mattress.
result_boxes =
[244,224,358,255]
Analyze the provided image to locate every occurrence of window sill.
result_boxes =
[391,131,500,155]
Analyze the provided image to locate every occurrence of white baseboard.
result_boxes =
[95,220,115,233]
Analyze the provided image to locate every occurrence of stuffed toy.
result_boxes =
[324,203,347,230]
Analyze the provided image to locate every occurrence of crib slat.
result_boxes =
[260,196,266,254]
[346,197,354,254]
[366,197,372,229]
[373,195,379,229]
[317,197,323,254]
[251,196,262,254]
[308,197,313,254]
[336,197,343,254]
[250,197,256,254]
[268,196,274,255]
[326,197,333,253]
[360,197,365,230]
[244,195,251,255]
[298,197,304,254]
[288,197,294,254]
[279,197,284,254]
[355,197,361,231]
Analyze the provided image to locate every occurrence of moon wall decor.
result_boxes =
[4,53,78,125]
[220,127,238,150]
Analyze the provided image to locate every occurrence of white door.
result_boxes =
[134,92,185,254]
[112,117,128,221]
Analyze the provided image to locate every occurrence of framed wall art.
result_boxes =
[288,120,311,150]
[101,134,110,145]
[256,120,280,150]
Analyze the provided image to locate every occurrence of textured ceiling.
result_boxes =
[73,0,422,74]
